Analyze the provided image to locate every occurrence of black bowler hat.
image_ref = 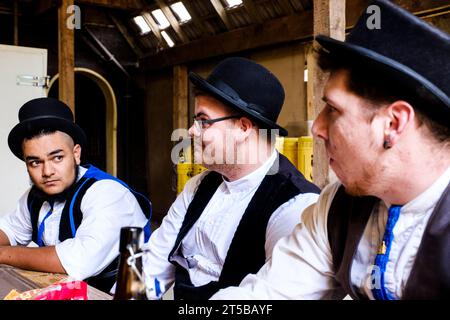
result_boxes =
[316,0,450,128]
[189,57,288,136]
[8,97,87,160]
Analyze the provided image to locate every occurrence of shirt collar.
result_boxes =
[77,165,87,182]
[221,149,278,193]
[383,165,450,214]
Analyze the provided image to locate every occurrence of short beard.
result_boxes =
[342,165,378,197]
[31,164,80,203]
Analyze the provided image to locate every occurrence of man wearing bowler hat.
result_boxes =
[212,0,450,300]
[0,97,151,293]
[142,57,320,299]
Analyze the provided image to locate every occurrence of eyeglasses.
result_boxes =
[192,114,241,132]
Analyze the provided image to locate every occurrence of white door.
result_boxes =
[0,44,47,216]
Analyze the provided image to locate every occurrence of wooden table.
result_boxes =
[0,264,112,300]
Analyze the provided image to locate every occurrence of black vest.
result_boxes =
[27,166,152,293]
[327,183,450,299]
[169,154,320,300]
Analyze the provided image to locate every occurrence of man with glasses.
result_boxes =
[212,0,450,300]
[142,57,320,300]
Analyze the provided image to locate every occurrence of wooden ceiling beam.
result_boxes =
[109,13,144,58]
[75,0,144,11]
[182,0,213,36]
[140,0,450,71]
[393,0,450,15]
[242,0,263,24]
[142,12,169,49]
[210,0,233,30]
[155,0,189,44]
[278,0,295,15]
[141,10,313,70]
[33,0,60,15]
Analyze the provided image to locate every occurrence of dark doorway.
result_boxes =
[48,74,107,171]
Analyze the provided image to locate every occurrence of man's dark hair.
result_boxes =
[316,48,450,143]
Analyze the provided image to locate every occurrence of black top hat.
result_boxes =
[189,57,288,136]
[8,97,87,160]
[316,0,450,128]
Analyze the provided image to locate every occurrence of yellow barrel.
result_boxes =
[298,136,313,182]
[177,162,194,194]
[283,137,299,168]
[275,136,284,155]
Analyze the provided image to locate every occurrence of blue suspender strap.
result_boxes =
[371,205,402,300]
[69,178,92,238]
[131,190,153,242]
[37,201,54,247]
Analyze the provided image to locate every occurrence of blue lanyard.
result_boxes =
[371,205,402,300]
[37,201,54,247]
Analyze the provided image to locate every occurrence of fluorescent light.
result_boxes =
[133,16,151,35]
[151,9,170,29]
[170,2,192,23]
[224,0,243,8]
[161,30,175,47]
[304,69,308,82]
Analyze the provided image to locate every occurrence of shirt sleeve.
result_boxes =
[265,192,319,259]
[0,189,33,246]
[55,180,148,281]
[142,171,208,299]
[211,182,343,300]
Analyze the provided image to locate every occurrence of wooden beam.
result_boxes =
[33,0,60,15]
[210,0,233,30]
[155,0,189,44]
[58,0,75,114]
[344,0,450,28]
[278,0,295,16]
[141,11,313,70]
[75,0,144,11]
[182,0,213,36]
[393,0,450,16]
[142,12,168,49]
[242,0,263,24]
[13,0,18,45]
[305,44,314,123]
[311,0,346,188]
[140,0,450,70]
[109,13,144,58]
[173,65,189,131]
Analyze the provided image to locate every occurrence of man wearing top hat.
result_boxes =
[142,57,320,300]
[212,0,450,300]
[0,97,151,293]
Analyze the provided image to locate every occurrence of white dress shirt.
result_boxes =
[0,166,148,281]
[212,166,450,300]
[142,150,319,299]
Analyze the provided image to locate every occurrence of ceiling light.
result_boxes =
[161,30,175,47]
[133,15,151,35]
[224,0,243,9]
[170,2,192,23]
[151,9,170,29]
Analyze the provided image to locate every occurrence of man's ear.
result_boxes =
[73,144,82,165]
[235,117,255,142]
[383,100,415,147]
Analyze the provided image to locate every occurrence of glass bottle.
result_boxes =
[113,226,147,300]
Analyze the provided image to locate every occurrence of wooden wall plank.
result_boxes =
[311,0,346,188]
[58,0,75,114]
